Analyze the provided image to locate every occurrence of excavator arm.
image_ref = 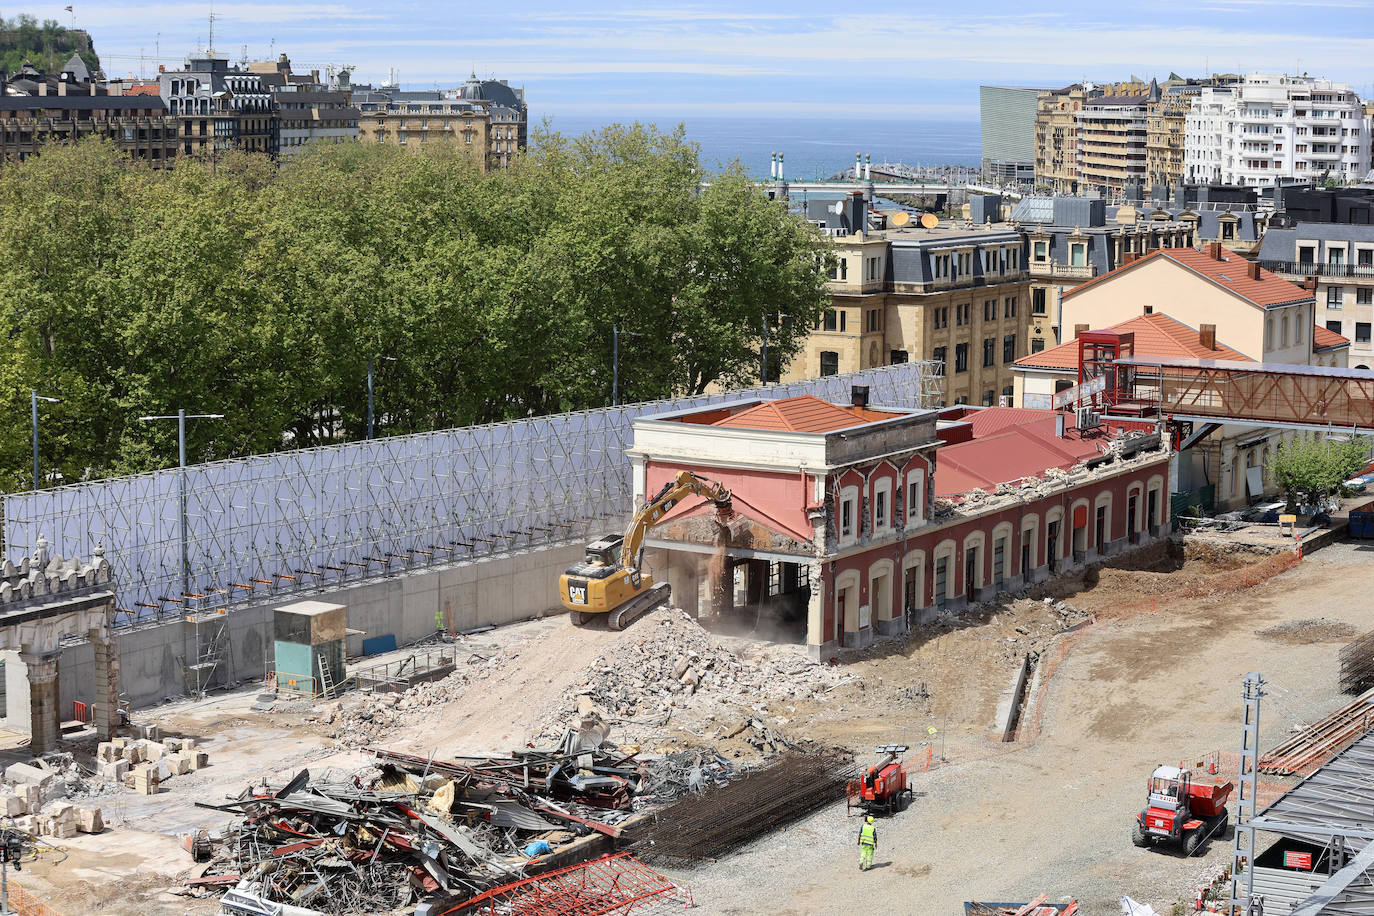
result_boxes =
[621,470,731,580]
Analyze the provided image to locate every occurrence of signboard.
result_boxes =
[1053,373,1107,410]
[1284,850,1314,870]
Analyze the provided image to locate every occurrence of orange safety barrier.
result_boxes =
[6,880,65,916]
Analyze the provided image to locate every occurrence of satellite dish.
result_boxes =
[920,213,939,230]
[891,211,911,228]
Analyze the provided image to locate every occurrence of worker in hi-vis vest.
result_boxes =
[858,815,877,870]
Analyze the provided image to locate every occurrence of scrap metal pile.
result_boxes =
[187,716,654,915]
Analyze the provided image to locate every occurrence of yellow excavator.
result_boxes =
[559,470,732,630]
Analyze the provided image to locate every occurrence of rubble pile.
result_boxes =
[539,609,844,740]
[95,734,210,794]
[1,756,107,838]
[323,649,510,748]
[186,717,652,916]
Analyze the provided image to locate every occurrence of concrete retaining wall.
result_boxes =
[47,540,585,716]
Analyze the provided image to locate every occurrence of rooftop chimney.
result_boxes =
[1123,252,1138,265]
[1246,259,1261,281]
[851,385,870,409]
[1074,323,1089,339]
[1199,323,1217,350]
[1206,242,1223,261]
[1304,275,1318,291]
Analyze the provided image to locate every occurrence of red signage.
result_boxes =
[1284,850,1314,870]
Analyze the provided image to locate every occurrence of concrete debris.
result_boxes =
[535,608,846,748]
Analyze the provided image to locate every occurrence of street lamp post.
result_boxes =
[761,317,769,386]
[139,409,224,602]
[367,356,396,440]
[30,391,60,491]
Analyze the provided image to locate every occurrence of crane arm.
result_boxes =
[622,470,731,576]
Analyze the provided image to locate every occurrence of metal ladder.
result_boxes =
[182,609,230,700]
[316,653,336,699]
[1230,672,1264,915]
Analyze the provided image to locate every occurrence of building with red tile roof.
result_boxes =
[628,393,1168,660]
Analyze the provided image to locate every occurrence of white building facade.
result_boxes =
[1184,74,1370,187]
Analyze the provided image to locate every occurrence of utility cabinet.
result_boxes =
[274,600,346,697]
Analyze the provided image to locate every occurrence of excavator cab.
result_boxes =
[583,535,623,568]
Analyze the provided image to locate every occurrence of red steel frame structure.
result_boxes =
[1103,357,1374,432]
[439,854,691,916]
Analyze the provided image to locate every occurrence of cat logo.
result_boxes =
[568,584,587,605]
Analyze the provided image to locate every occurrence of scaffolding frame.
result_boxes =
[4,363,939,630]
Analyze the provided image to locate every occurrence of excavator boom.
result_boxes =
[560,470,733,630]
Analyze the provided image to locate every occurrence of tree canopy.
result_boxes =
[1270,434,1370,511]
[0,15,99,75]
[0,127,830,490]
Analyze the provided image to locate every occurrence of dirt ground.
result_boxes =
[13,538,1374,916]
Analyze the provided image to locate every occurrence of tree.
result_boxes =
[1271,435,1370,512]
[0,129,831,486]
[0,15,100,76]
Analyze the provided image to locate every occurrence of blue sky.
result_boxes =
[30,1,1374,119]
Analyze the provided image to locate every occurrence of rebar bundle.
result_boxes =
[637,749,856,864]
[1340,628,1374,695]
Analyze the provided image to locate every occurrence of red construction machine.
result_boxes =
[1132,765,1233,855]
[847,744,914,816]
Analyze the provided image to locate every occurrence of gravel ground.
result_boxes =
[664,540,1374,915]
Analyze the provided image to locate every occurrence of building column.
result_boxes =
[89,624,121,741]
[805,507,829,660]
[21,651,60,755]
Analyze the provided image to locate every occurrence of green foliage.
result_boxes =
[1270,435,1370,511]
[0,129,830,487]
[0,14,99,75]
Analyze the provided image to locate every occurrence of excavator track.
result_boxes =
[607,582,672,631]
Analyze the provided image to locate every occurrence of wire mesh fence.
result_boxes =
[3,362,938,629]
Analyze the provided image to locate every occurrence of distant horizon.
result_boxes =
[22,1,1374,120]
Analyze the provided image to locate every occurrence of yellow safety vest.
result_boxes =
[859,823,877,847]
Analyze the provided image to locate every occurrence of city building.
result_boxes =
[456,73,527,169]
[157,56,279,156]
[1035,83,1096,195]
[355,73,526,170]
[779,194,1032,408]
[1009,313,1326,510]
[1184,74,1370,187]
[1076,82,1158,196]
[980,85,1043,184]
[1013,196,1208,351]
[1146,75,1243,190]
[1049,244,1348,510]
[632,392,1169,658]
[247,55,359,156]
[0,56,178,166]
[1260,222,1374,368]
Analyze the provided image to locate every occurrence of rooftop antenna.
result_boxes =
[208,1,216,55]
[240,44,248,66]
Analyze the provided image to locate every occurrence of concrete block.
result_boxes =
[13,815,37,835]
[47,818,76,839]
[189,750,209,770]
[155,758,172,781]
[75,806,103,834]
[179,737,197,751]
[135,723,160,741]
[0,793,25,817]
[96,741,117,762]
[121,743,144,764]
[18,784,39,812]
[166,754,191,777]
[5,762,52,787]
[162,737,183,753]
[99,760,129,781]
[139,739,166,761]
[39,778,67,806]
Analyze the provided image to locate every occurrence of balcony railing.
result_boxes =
[1261,260,1374,279]
[1029,261,1095,279]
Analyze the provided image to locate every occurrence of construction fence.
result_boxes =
[3,363,939,629]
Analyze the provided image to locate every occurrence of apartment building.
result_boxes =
[1035,83,1095,194]
[247,55,359,156]
[1012,196,1203,352]
[1076,83,1157,196]
[779,194,1031,408]
[1184,74,1370,187]
[1261,223,1374,369]
[356,89,491,166]
[0,57,178,166]
[457,74,527,169]
[158,57,279,156]
[1145,75,1243,190]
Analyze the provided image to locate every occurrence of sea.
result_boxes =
[539,114,982,181]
